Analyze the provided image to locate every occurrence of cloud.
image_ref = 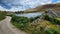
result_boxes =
[20,0,52,8]
[0,6,26,12]
[0,0,52,11]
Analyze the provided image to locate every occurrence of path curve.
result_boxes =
[0,16,27,34]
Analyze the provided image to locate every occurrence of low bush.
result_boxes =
[44,14,60,25]
[0,11,6,21]
[11,15,42,34]
[45,28,58,34]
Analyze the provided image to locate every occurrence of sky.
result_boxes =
[0,0,60,11]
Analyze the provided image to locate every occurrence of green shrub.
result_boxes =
[11,15,42,34]
[44,14,60,25]
[45,28,58,34]
[0,11,6,20]
[11,15,30,29]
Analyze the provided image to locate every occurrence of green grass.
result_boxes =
[56,18,60,21]
[44,14,60,34]
[11,14,60,34]
[0,11,6,21]
[11,15,43,34]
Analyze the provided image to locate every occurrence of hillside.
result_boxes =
[24,3,60,13]
[11,10,60,34]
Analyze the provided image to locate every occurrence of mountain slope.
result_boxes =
[35,3,60,11]
[24,3,60,13]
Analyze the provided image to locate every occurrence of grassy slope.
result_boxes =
[11,15,42,34]
[11,14,60,34]
[0,11,6,21]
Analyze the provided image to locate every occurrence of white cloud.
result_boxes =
[0,6,7,11]
[20,0,52,7]
[0,6,26,12]
[0,0,52,11]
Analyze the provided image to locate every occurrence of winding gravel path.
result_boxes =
[0,16,27,34]
[0,29,3,34]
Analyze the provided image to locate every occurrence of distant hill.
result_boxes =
[24,3,60,13]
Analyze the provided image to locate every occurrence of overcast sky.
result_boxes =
[0,0,60,11]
